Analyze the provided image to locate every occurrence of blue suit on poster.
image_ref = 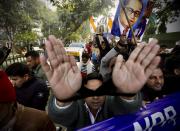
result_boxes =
[111,0,148,39]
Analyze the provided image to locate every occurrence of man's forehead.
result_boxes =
[10,76,22,80]
[27,56,36,60]
[151,68,163,76]
[126,0,142,9]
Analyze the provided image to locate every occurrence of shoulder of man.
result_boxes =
[15,104,56,131]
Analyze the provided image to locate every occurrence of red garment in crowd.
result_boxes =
[85,43,92,56]
[0,70,16,102]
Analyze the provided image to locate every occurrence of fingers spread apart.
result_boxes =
[128,39,160,69]
[40,54,53,80]
[45,40,59,69]
[48,35,65,63]
[113,55,124,72]
[128,43,145,61]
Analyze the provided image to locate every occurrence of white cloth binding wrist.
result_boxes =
[54,98,73,109]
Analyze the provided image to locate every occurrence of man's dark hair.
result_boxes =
[171,45,180,55]
[6,63,31,77]
[25,51,39,58]
[165,54,180,74]
[82,52,90,59]
[83,72,103,84]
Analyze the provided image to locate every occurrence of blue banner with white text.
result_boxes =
[78,92,180,131]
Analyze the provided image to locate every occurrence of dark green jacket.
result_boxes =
[48,93,142,131]
[33,64,47,81]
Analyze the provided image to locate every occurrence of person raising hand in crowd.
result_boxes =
[40,36,160,101]
[40,36,160,130]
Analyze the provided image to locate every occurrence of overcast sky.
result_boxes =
[167,17,180,33]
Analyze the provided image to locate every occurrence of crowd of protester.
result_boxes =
[0,26,180,130]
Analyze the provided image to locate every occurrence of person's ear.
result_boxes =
[174,68,180,75]
[24,74,29,81]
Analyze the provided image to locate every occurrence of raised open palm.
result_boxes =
[112,39,160,94]
[40,35,82,101]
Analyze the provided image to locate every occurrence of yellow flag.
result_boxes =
[90,16,96,33]
[108,17,113,30]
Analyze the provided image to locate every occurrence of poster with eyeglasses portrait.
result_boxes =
[111,0,154,42]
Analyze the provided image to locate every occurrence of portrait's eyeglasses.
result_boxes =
[125,7,141,17]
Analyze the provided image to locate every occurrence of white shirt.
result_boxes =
[55,98,102,124]
[55,97,135,124]
[84,103,102,124]
[118,17,130,37]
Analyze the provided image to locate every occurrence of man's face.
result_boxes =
[120,0,142,28]
[98,26,104,35]
[146,68,164,91]
[84,79,105,111]
[26,56,38,69]
[101,42,106,50]
[9,76,27,88]
[85,96,106,111]
[82,57,89,64]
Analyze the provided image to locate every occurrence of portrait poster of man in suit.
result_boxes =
[111,0,154,42]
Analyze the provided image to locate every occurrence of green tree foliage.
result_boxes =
[0,0,28,41]
[0,0,41,43]
[40,7,59,38]
[1,0,179,45]
[143,0,180,36]
[14,31,38,43]
[144,15,157,36]
[153,0,180,33]
[50,0,114,43]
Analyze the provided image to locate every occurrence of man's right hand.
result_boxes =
[40,35,82,101]
[112,39,160,94]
